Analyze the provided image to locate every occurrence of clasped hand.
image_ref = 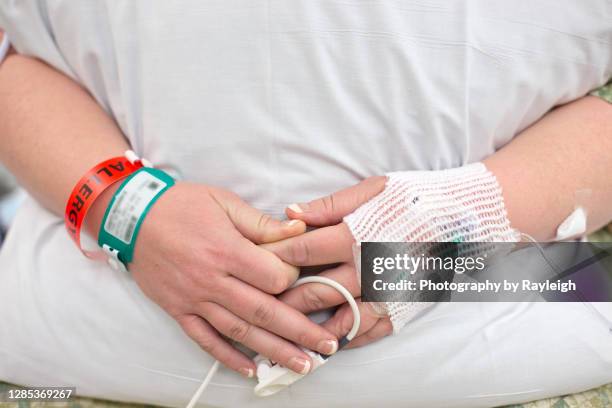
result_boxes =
[130,178,391,378]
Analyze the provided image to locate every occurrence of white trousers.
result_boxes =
[0,198,611,408]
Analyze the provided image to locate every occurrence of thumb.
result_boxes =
[287,176,386,227]
[211,188,307,244]
[233,202,308,244]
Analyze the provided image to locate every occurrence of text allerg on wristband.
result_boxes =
[65,155,143,257]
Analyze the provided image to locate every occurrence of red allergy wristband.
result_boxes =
[65,156,143,257]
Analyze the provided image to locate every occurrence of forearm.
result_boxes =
[0,48,129,216]
[484,96,612,241]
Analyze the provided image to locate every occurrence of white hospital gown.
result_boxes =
[0,1,611,407]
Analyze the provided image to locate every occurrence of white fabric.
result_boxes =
[0,31,9,65]
[345,163,520,332]
[1,1,612,406]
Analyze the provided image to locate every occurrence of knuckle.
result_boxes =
[207,243,230,266]
[340,309,354,334]
[301,285,326,311]
[257,214,273,231]
[196,272,226,301]
[197,336,218,355]
[289,239,311,265]
[252,302,276,327]
[329,309,347,336]
[295,330,313,349]
[321,194,336,217]
[254,213,275,242]
[333,317,346,338]
[177,314,197,332]
[228,320,252,343]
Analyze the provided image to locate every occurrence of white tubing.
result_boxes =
[290,275,361,340]
[185,360,219,408]
[186,275,361,406]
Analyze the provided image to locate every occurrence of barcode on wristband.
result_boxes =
[124,215,138,242]
[104,171,167,244]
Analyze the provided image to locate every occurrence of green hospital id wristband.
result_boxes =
[98,167,175,268]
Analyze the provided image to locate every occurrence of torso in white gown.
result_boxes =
[0,1,611,407]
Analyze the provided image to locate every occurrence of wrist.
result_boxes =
[64,154,144,255]
[345,163,520,243]
[344,163,520,333]
[97,167,176,268]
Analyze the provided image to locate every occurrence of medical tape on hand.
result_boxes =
[98,167,175,269]
[65,155,143,258]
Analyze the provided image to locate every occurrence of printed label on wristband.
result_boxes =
[103,171,167,244]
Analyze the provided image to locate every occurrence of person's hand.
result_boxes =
[92,182,339,377]
[263,176,394,348]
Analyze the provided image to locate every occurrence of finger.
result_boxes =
[286,176,387,226]
[227,238,300,294]
[278,264,360,314]
[228,199,307,244]
[177,314,256,377]
[201,302,314,375]
[260,223,354,266]
[216,276,339,356]
[345,318,393,349]
[321,300,382,341]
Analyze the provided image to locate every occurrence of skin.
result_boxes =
[267,95,612,347]
[0,37,338,377]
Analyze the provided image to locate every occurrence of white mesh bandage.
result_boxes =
[344,163,520,333]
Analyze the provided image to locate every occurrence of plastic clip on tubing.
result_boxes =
[186,276,362,407]
[98,167,175,270]
[64,154,143,258]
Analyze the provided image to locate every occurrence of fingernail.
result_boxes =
[239,367,254,378]
[317,339,338,355]
[283,219,300,227]
[289,357,311,375]
[288,203,305,213]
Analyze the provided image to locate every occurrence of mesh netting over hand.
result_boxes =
[344,163,520,332]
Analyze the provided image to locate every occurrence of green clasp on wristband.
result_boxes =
[98,167,175,270]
